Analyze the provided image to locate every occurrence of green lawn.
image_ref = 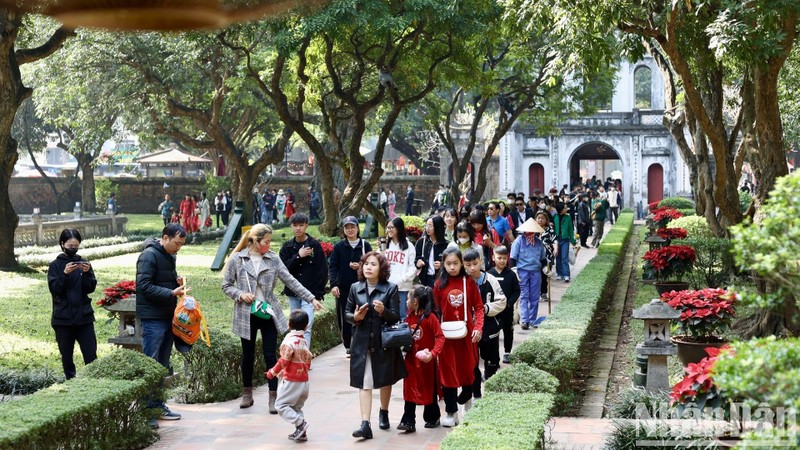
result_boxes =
[0,230,336,373]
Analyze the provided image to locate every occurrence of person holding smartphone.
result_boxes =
[47,228,97,380]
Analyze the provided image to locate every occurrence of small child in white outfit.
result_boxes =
[266,310,313,441]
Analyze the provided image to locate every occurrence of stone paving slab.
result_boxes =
[149,231,604,449]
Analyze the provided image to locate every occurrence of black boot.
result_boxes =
[378,409,390,430]
[352,420,373,439]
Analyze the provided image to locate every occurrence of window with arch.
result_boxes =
[634,65,652,109]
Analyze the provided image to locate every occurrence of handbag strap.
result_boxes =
[462,277,468,324]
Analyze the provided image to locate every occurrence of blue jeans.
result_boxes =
[142,319,173,410]
[398,291,408,322]
[557,239,571,279]
[518,269,542,325]
[288,296,315,348]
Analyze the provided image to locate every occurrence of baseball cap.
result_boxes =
[342,216,359,226]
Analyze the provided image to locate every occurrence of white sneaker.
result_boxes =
[441,412,460,427]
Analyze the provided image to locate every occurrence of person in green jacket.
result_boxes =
[591,196,609,248]
[554,203,577,282]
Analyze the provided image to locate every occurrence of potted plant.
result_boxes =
[661,288,736,366]
[656,227,687,245]
[642,244,696,294]
[652,207,684,228]
[670,346,728,414]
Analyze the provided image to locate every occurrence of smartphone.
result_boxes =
[77,260,90,265]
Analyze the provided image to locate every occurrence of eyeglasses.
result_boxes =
[487,206,495,210]
[385,225,395,230]
[516,203,524,206]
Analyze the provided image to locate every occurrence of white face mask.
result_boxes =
[539,203,546,209]
[458,237,469,245]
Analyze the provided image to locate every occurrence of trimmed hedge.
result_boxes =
[510,212,634,388]
[484,364,558,395]
[440,393,555,450]
[658,197,694,210]
[172,302,341,403]
[0,349,165,449]
[443,213,634,450]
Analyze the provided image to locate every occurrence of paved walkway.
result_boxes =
[150,228,607,449]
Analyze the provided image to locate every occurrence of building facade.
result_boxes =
[499,58,692,210]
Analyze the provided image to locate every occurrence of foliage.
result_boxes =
[203,173,231,197]
[440,392,554,450]
[0,367,62,396]
[97,280,136,307]
[18,241,143,268]
[658,197,695,210]
[608,387,670,419]
[731,172,800,308]
[511,213,634,387]
[656,227,687,241]
[713,336,800,412]
[80,348,167,387]
[171,328,265,404]
[651,207,684,228]
[399,215,426,230]
[668,216,714,240]
[661,288,737,338]
[484,363,558,395]
[93,178,118,213]
[605,418,732,450]
[678,236,736,289]
[0,356,161,449]
[669,347,727,415]
[738,190,752,214]
[14,236,131,257]
[642,245,696,282]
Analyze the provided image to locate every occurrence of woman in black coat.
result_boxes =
[345,251,406,440]
[414,215,449,287]
[329,216,372,356]
[47,228,97,379]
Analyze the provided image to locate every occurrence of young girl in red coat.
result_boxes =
[398,285,445,432]
[433,247,484,427]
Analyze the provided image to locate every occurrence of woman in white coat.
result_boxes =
[380,217,416,321]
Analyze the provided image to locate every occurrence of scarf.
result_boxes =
[525,233,537,245]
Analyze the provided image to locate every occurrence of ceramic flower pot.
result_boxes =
[671,335,729,367]
[654,281,689,296]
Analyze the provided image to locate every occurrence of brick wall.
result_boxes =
[11,175,443,215]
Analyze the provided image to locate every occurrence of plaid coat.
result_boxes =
[222,249,315,339]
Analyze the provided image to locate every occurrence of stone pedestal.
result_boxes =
[635,344,676,392]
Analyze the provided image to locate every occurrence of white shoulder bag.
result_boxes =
[440,277,469,340]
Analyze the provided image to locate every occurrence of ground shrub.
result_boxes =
[668,216,714,240]
[0,367,62,396]
[484,363,558,395]
[399,215,426,230]
[0,351,163,449]
[604,419,729,450]
[676,236,735,289]
[440,392,554,450]
[658,197,694,210]
[608,387,670,419]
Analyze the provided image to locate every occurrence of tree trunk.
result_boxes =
[0,139,20,269]
[77,155,96,213]
[317,153,339,236]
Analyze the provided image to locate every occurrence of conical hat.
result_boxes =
[516,217,545,234]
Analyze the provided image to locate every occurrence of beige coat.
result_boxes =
[222,249,315,339]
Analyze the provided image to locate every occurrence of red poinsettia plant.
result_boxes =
[648,201,661,213]
[652,207,684,228]
[657,227,687,241]
[319,241,334,257]
[405,226,423,241]
[661,288,736,338]
[97,280,136,307]
[670,346,730,414]
[642,245,696,282]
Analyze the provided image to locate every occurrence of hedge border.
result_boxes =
[441,213,634,450]
[0,349,164,449]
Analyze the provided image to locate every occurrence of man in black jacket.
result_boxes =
[509,197,534,238]
[136,223,188,422]
[577,194,592,248]
[280,213,326,348]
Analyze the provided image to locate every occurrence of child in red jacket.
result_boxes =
[266,310,313,442]
[398,285,445,432]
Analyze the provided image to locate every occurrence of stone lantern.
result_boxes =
[645,233,668,251]
[645,213,657,237]
[632,299,680,392]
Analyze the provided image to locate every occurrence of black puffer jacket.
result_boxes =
[135,239,178,321]
[47,253,97,326]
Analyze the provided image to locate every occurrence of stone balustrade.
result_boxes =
[15,214,128,247]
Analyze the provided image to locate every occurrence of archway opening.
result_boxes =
[634,66,652,109]
[528,163,544,195]
[647,163,664,204]
[569,142,622,189]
